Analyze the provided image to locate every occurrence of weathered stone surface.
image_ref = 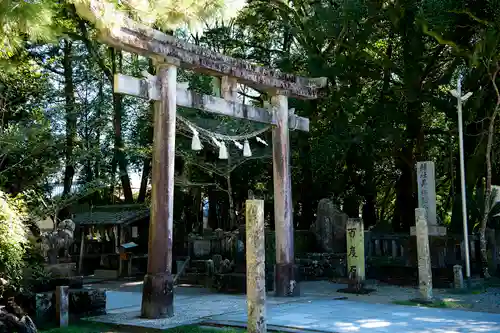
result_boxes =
[346,218,365,281]
[453,265,464,289]
[417,162,438,226]
[312,199,348,253]
[246,200,266,333]
[415,208,433,301]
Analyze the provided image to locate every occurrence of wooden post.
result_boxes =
[346,218,365,281]
[246,199,266,333]
[141,59,178,319]
[271,94,298,297]
[415,208,433,301]
[55,286,69,327]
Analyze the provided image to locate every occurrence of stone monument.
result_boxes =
[411,162,446,236]
[312,199,348,253]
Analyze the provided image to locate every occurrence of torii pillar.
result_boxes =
[271,94,299,297]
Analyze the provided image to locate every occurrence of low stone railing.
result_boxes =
[365,231,497,272]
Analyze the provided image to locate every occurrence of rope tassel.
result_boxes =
[233,140,243,150]
[188,125,202,151]
[243,139,252,157]
[219,141,228,159]
[256,136,268,146]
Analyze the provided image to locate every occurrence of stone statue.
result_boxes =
[41,219,75,265]
[311,199,348,253]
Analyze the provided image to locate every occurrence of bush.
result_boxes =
[0,191,29,295]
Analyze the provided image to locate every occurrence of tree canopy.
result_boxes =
[0,0,500,247]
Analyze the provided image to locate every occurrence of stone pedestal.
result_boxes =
[415,208,433,301]
[346,218,365,281]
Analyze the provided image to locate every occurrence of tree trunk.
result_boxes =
[62,40,76,197]
[480,66,500,279]
[137,158,151,203]
[110,48,133,203]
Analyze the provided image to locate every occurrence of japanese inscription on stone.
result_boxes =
[346,218,365,280]
[417,161,437,226]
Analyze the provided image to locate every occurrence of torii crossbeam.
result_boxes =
[75,0,326,319]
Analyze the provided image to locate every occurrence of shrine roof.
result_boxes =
[74,205,150,226]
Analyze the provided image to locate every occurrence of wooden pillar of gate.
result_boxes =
[271,94,299,297]
[141,58,178,319]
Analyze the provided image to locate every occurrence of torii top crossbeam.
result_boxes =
[75,0,326,100]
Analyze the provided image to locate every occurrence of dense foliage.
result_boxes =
[0,192,29,291]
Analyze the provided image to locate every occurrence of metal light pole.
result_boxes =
[450,75,473,283]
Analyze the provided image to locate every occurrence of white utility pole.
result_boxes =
[450,74,473,282]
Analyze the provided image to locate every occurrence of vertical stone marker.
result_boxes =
[346,218,365,281]
[55,286,69,327]
[411,161,446,236]
[415,208,433,301]
[246,199,266,333]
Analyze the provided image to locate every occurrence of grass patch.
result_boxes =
[448,287,485,295]
[41,322,118,333]
[392,299,472,309]
[41,323,246,333]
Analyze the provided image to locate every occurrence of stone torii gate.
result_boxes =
[76,1,326,319]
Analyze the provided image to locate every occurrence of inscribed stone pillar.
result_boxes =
[141,59,178,319]
[411,161,446,236]
[246,200,267,333]
[415,208,433,301]
[55,286,69,327]
[271,94,299,297]
[346,218,365,281]
[417,162,437,225]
